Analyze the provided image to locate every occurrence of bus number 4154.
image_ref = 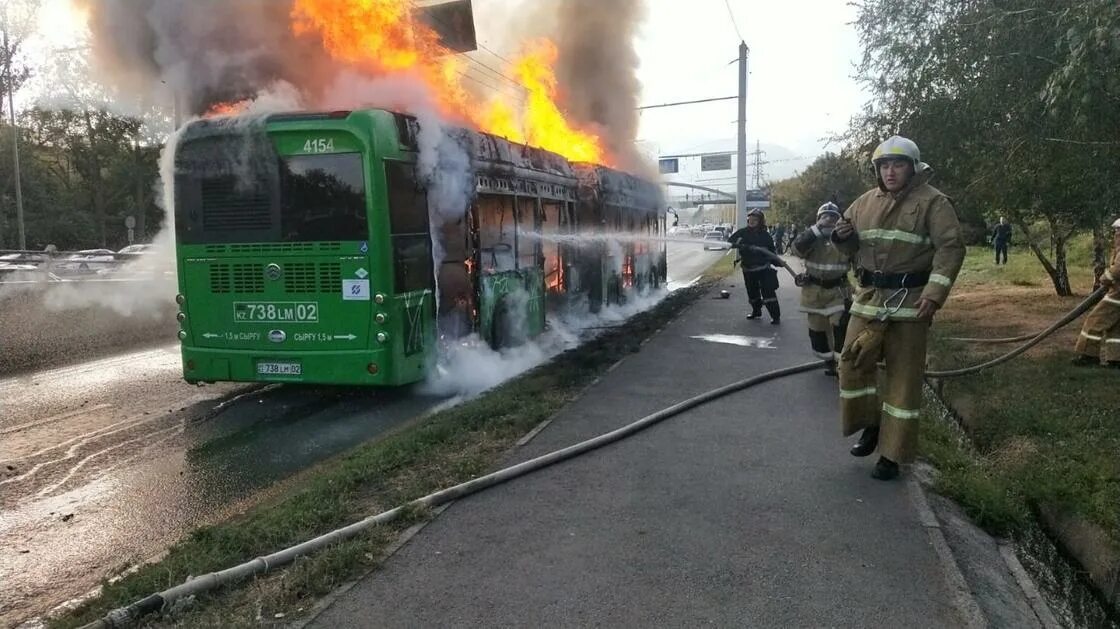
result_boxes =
[303,138,335,153]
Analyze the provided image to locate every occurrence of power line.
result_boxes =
[637,95,737,110]
[457,70,525,103]
[723,0,743,42]
[409,1,530,94]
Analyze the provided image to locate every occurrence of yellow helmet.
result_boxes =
[871,136,920,166]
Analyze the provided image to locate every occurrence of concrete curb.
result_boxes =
[907,477,989,628]
[289,504,451,629]
[998,542,1063,629]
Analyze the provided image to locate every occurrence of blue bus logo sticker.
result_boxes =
[342,279,371,301]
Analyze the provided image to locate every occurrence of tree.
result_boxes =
[20,106,161,249]
[1,0,41,248]
[846,0,1119,296]
[769,152,871,226]
[0,0,38,118]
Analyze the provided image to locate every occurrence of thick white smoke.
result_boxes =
[420,288,667,398]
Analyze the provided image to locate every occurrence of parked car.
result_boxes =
[55,249,118,274]
[0,252,48,276]
[118,244,154,255]
[702,231,731,250]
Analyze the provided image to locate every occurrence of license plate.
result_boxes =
[257,361,302,376]
[235,302,319,323]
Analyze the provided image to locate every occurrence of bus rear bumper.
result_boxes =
[180,346,409,386]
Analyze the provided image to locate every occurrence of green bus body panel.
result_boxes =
[479,268,546,345]
[177,110,436,386]
[175,109,660,387]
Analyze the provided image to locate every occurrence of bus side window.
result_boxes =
[515,197,538,270]
[385,162,434,293]
[477,194,515,273]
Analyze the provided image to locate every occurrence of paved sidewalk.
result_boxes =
[308,279,967,627]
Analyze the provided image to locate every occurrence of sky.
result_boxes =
[632,0,867,178]
[18,0,867,183]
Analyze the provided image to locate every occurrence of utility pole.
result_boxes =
[2,7,26,250]
[735,40,749,229]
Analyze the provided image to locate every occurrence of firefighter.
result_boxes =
[831,136,966,481]
[1072,217,1120,368]
[792,201,853,376]
[729,209,781,323]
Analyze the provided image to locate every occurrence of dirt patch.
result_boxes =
[937,285,1092,358]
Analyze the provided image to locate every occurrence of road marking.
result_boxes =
[0,403,113,435]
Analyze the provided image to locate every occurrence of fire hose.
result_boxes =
[927,286,1106,378]
[734,246,800,282]
[942,288,1105,345]
[80,287,1106,628]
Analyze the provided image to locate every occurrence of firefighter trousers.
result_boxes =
[807,308,850,361]
[838,316,929,463]
[1074,294,1120,362]
[743,268,780,320]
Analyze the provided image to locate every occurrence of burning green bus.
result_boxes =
[173,109,665,386]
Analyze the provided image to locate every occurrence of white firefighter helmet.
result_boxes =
[1112,217,1120,229]
[872,136,921,166]
[817,202,841,218]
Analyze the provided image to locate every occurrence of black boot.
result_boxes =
[871,456,900,481]
[1070,355,1098,367]
[747,299,763,319]
[850,426,879,457]
[823,359,838,376]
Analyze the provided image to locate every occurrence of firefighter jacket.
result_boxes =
[729,226,778,272]
[792,226,852,316]
[1104,247,1120,298]
[832,169,966,321]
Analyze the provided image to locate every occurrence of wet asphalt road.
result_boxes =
[0,243,722,627]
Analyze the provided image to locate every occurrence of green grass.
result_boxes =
[954,235,1096,290]
[53,268,731,629]
[921,245,1120,545]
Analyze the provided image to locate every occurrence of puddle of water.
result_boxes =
[667,275,702,292]
[690,334,776,349]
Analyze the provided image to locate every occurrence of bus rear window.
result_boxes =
[279,154,368,242]
[175,136,369,245]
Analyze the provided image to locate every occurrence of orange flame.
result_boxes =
[482,40,604,164]
[204,100,251,118]
[289,0,608,164]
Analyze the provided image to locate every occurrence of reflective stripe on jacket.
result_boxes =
[833,170,966,321]
[792,226,852,315]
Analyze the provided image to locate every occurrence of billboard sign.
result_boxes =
[416,1,478,53]
[700,153,732,171]
[658,158,679,174]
